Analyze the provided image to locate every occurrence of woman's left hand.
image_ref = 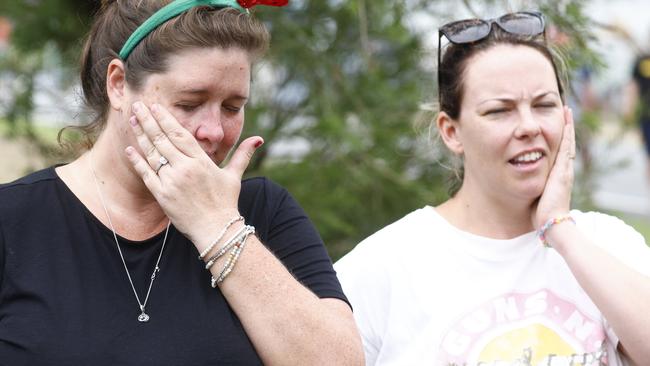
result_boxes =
[125,101,262,251]
[532,106,575,230]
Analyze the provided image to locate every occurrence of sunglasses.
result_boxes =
[437,11,546,87]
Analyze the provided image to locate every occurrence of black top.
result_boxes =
[0,167,347,365]
[633,54,650,120]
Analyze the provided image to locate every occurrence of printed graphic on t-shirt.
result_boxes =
[439,290,608,366]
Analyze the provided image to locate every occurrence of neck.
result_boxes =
[437,179,536,239]
[58,123,168,239]
[91,129,154,202]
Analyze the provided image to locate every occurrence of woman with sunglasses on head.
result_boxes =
[335,11,650,365]
[0,1,364,365]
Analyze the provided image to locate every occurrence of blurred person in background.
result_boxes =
[626,35,650,183]
[336,11,650,365]
[0,1,363,365]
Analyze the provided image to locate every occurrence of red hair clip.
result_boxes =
[237,0,288,8]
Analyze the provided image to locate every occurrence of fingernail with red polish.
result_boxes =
[254,139,264,148]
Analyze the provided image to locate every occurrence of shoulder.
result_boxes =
[0,166,57,191]
[239,176,293,212]
[572,209,641,235]
[335,207,435,273]
[0,167,59,217]
[240,176,287,199]
[571,209,647,243]
[238,177,307,241]
[334,207,437,351]
[572,209,650,276]
[238,177,291,219]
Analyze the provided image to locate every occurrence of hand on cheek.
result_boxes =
[125,101,264,252]
[532,106,575,230]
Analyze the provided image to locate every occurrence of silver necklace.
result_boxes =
[90,152,170,323]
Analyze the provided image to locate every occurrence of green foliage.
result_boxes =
[0,0,601,259]
[245,0,601,258]
[243,1,450,257]
[0,0,95,62]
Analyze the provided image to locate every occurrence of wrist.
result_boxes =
[192,211,244,254]
[543,220,577,254]
[537,214,575,248]
[536,209,571,230]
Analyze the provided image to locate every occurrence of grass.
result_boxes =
[0,119,62,143]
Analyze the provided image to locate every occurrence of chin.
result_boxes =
[511,184,545,203]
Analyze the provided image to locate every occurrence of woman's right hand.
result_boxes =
[125,101,263,252]
[531,106,575,231]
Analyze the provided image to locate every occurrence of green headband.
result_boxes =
[119,0,248,60]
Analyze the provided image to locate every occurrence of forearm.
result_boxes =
[202,233,363,365]
[549,223,650,362]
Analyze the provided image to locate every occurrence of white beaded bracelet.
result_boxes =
[204,225,252,270]
[198,215,244,259]
[211,227,254,287]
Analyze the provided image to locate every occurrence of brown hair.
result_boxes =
[435,26,568,195]
[60,0,270,150]
[439,28,565,119]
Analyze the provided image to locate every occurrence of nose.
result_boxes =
[513,106,541,139]
[194,106,224,144]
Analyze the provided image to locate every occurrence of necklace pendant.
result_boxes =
[138,312,150,322]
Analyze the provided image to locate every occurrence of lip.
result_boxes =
[508,148,546,172]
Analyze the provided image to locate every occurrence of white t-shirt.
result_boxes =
[335,207,650,366]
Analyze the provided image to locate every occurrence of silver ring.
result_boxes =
[155,156,169,175]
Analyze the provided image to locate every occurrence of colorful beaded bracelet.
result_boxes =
[537,214,575,248]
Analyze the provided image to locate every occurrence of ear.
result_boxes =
[436,111,464,155]
[106,59,127,111]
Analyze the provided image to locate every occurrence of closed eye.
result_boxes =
[223,94,248,114]
[176,103,200,112]
[484,108,509,115]
[535,103,556,108]
[223,104,243,113]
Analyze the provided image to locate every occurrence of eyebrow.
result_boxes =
[173,89,249,101]
[477,91,560,106]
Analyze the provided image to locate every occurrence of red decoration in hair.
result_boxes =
[237,0,288,8]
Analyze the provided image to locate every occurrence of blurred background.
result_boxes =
[1,0,649,259]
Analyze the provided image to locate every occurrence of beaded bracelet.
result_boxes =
[211,239,246,287]
[537,214,575,247]
[211,228,254,287]
[198,215,244,259]
[204,225,250,270]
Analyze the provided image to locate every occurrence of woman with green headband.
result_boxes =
[0,1,363,364]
